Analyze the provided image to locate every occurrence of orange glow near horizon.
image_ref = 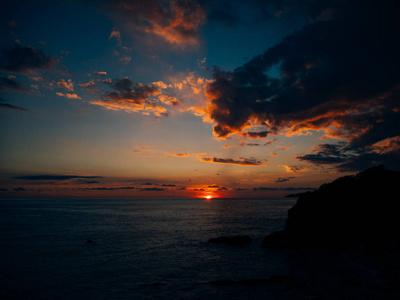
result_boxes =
[205,195,212,200]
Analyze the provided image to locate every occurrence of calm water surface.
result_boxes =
[0,198,296,299]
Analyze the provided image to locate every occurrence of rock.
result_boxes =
[262,166,400,249]
[208,235,252,245]
[260,230,290,248]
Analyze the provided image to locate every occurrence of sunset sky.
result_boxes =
[1,0,400,198]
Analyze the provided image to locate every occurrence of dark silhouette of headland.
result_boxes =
[262,165,400,249]
[260,166,400,298]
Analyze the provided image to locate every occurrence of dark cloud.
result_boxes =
[208,3,241,27]
[0,76,30,93]
[0,188,8,192]
[241,131,269,139]
[297,143,349,165]
[103,78,160,105]
[0,44,58,74]
[297,141,400,172]
[101,0,206,46]
[253,187,315,191]
[276,176,294,183]
[264,138,277,146]
[240,142,260,147]
[162,184,176,187]
[80,186,137,191]
[0,97,28,111]
[205,0,400,171]
[200,156,263,166]
[14,175,102,180]
[140,187,166,191]
[91,77,170,116]
[77,180,101,184]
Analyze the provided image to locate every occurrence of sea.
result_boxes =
[0,198,297,299]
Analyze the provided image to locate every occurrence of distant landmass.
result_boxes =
[262,165,400,249]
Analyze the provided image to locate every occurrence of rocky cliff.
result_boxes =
[262,165,400,249]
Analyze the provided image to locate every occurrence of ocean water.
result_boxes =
[0,198,297,299]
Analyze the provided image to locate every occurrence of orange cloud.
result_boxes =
[283,165,307,173]
[56,92,81,100]
[109,30,121,46]
[115,0,205,46]
[57,79,73,91]
[166,153,189,157]
[277,145,291,150]
[371,136,400,154]
[119,55,131,64]
[93,71,107,76]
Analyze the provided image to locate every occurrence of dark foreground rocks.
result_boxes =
[208,235,252,245]
[260,166,400,298]
[262,165,400,250]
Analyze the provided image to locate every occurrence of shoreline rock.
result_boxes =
[262,165,400,250]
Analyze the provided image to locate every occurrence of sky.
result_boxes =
[1,0,400,199]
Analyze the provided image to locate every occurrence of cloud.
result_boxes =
[241,131,269,139]
[0,76,30,93]
[56,92,81,99]
[264,138,277,146]
[0,97,28,111]
[106,0,206,46]
[109,30,122,46]
[0,44,58,74]
[296,143,349,165]
[371,136,400,154]
[208,3,241,28]
[80,186,137,191]
[253,186,315,191]
[276,176,295,183]
[234,188,249,191]
[57,79,73,91]
[200,156,263,166]
[277,145,290,150]
[119,55,131,64]
[93,71,107,76]
[283,165,306,173]
[90,77,172,116]
[140,187,165,191]
[78,79,100,93]
[166,153,189,157]
[240,142,261,146]
[297,140,400,171]
[203,0,400,171]
[14,175,102,180]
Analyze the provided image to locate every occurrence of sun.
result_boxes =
[205,195,212,200]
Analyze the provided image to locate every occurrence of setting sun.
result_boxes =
[205,195,212,200]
